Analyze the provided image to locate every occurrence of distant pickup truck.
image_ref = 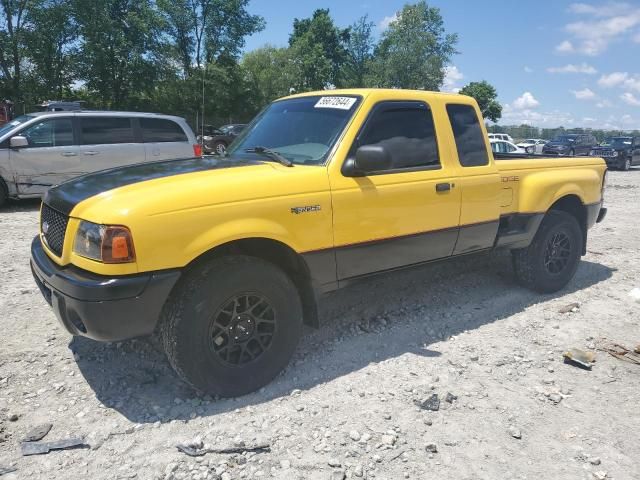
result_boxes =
[31,89,608,397]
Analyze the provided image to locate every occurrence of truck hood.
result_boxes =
[44,156,264,215]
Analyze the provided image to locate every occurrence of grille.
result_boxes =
[41,204,69,257]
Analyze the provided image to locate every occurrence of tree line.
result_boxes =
[0,0,458,129]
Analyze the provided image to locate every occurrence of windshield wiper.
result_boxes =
[244,146,293,167]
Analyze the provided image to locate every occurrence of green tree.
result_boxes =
[367,1,458,90]
[343,15,375,88]
[242,45,296,109]
[23,0,78,100]
[0,0,30,100]
[459,80,502,123]
[288,9,349,91]
[73,0,167,108]
[159,0,264,76]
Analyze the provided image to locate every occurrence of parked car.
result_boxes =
[542,134,597,156]
[0,111,200,208]
[488,133,514,143]
[31,88,607,397]
[491,139,532,154]
[517,138,547,154]
[590,136,640,171]
[199,123,246,155]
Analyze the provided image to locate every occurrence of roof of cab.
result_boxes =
[279,88,471,103]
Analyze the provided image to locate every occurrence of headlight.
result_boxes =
[73,221,136,263]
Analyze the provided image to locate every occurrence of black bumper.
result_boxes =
[30,236,181,342]
[586,201,607,229]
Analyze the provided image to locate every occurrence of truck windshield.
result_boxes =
[601,137,631,146]
[0,114,34,137]
[227,95,362,165]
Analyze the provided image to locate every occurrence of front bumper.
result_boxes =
[30,236,181,341]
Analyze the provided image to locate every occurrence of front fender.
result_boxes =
[184,218,299,263]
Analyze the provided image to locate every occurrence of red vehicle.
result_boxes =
[0,100,14,126]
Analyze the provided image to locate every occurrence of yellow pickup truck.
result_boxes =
[31,89,607,396]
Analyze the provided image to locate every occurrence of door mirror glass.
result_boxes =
[10,135,28,148]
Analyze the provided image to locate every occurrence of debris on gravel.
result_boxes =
[21,424,52,443]
[563,348,596,369]
[417,393,440,411]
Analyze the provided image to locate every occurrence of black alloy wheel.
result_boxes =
[209,293,277,366]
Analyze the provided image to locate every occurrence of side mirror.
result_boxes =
[10,136,28,148]
[343,145,392,177]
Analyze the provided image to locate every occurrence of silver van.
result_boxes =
[0,111,200,207]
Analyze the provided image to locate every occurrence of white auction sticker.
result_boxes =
[314,96,357,110]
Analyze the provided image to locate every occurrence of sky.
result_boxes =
[243,0,640,130]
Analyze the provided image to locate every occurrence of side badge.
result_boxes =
[291,205,321,215]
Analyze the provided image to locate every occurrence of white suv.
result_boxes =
[488,133,514,143]
[0,111,200,207]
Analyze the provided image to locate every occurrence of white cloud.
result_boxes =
[379,13,397,30]
[555,40,575,53]
[620,92,640,106]
[571,88,597,100]
[596,99,614,108]
[547,63,597,74]
[568,2,634,17]
[598,72,640,91]
[512,92,540,110]
[524,66,534,73]
[442,66,464,92]
[557,3,640,56]
[598,71,629,87]
[502,104,575,127]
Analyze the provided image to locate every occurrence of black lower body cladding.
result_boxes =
[30,237,180,341]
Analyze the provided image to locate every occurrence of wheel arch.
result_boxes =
[547,194,588,255]
[181,237,319,328]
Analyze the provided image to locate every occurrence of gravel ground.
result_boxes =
[1,170,639,480]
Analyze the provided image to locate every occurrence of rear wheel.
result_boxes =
[214,141,227,155]
[161,255,303,397]
[512,210,583,293]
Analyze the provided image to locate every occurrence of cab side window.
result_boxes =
[447,104,489,167]
[21,118,74,148]
[353,101,440,170]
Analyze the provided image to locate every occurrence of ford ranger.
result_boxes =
[30,89,608,396]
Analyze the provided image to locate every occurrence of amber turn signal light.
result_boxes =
[102,226,136,263]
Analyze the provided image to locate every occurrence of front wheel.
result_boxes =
[512,210,583,293]
[0,180,7,209]
[161,255,303,397]
[622,157,631,171]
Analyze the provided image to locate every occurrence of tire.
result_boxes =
[622,157,631,171]
[511,210,583,293]
[161,255,303,397]
[0,179,7,209]
[214,141,227,155]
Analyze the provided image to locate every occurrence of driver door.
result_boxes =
[329,100,461,280]
[9,116,79,195]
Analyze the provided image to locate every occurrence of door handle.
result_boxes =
[61,152,77,157]
[83,151,99,156]
[435,182,452,192]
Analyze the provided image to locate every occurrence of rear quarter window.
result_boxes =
[141,118,188,143]
[447,104,489,167]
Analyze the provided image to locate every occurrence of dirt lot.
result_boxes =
[1,170,639,480]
